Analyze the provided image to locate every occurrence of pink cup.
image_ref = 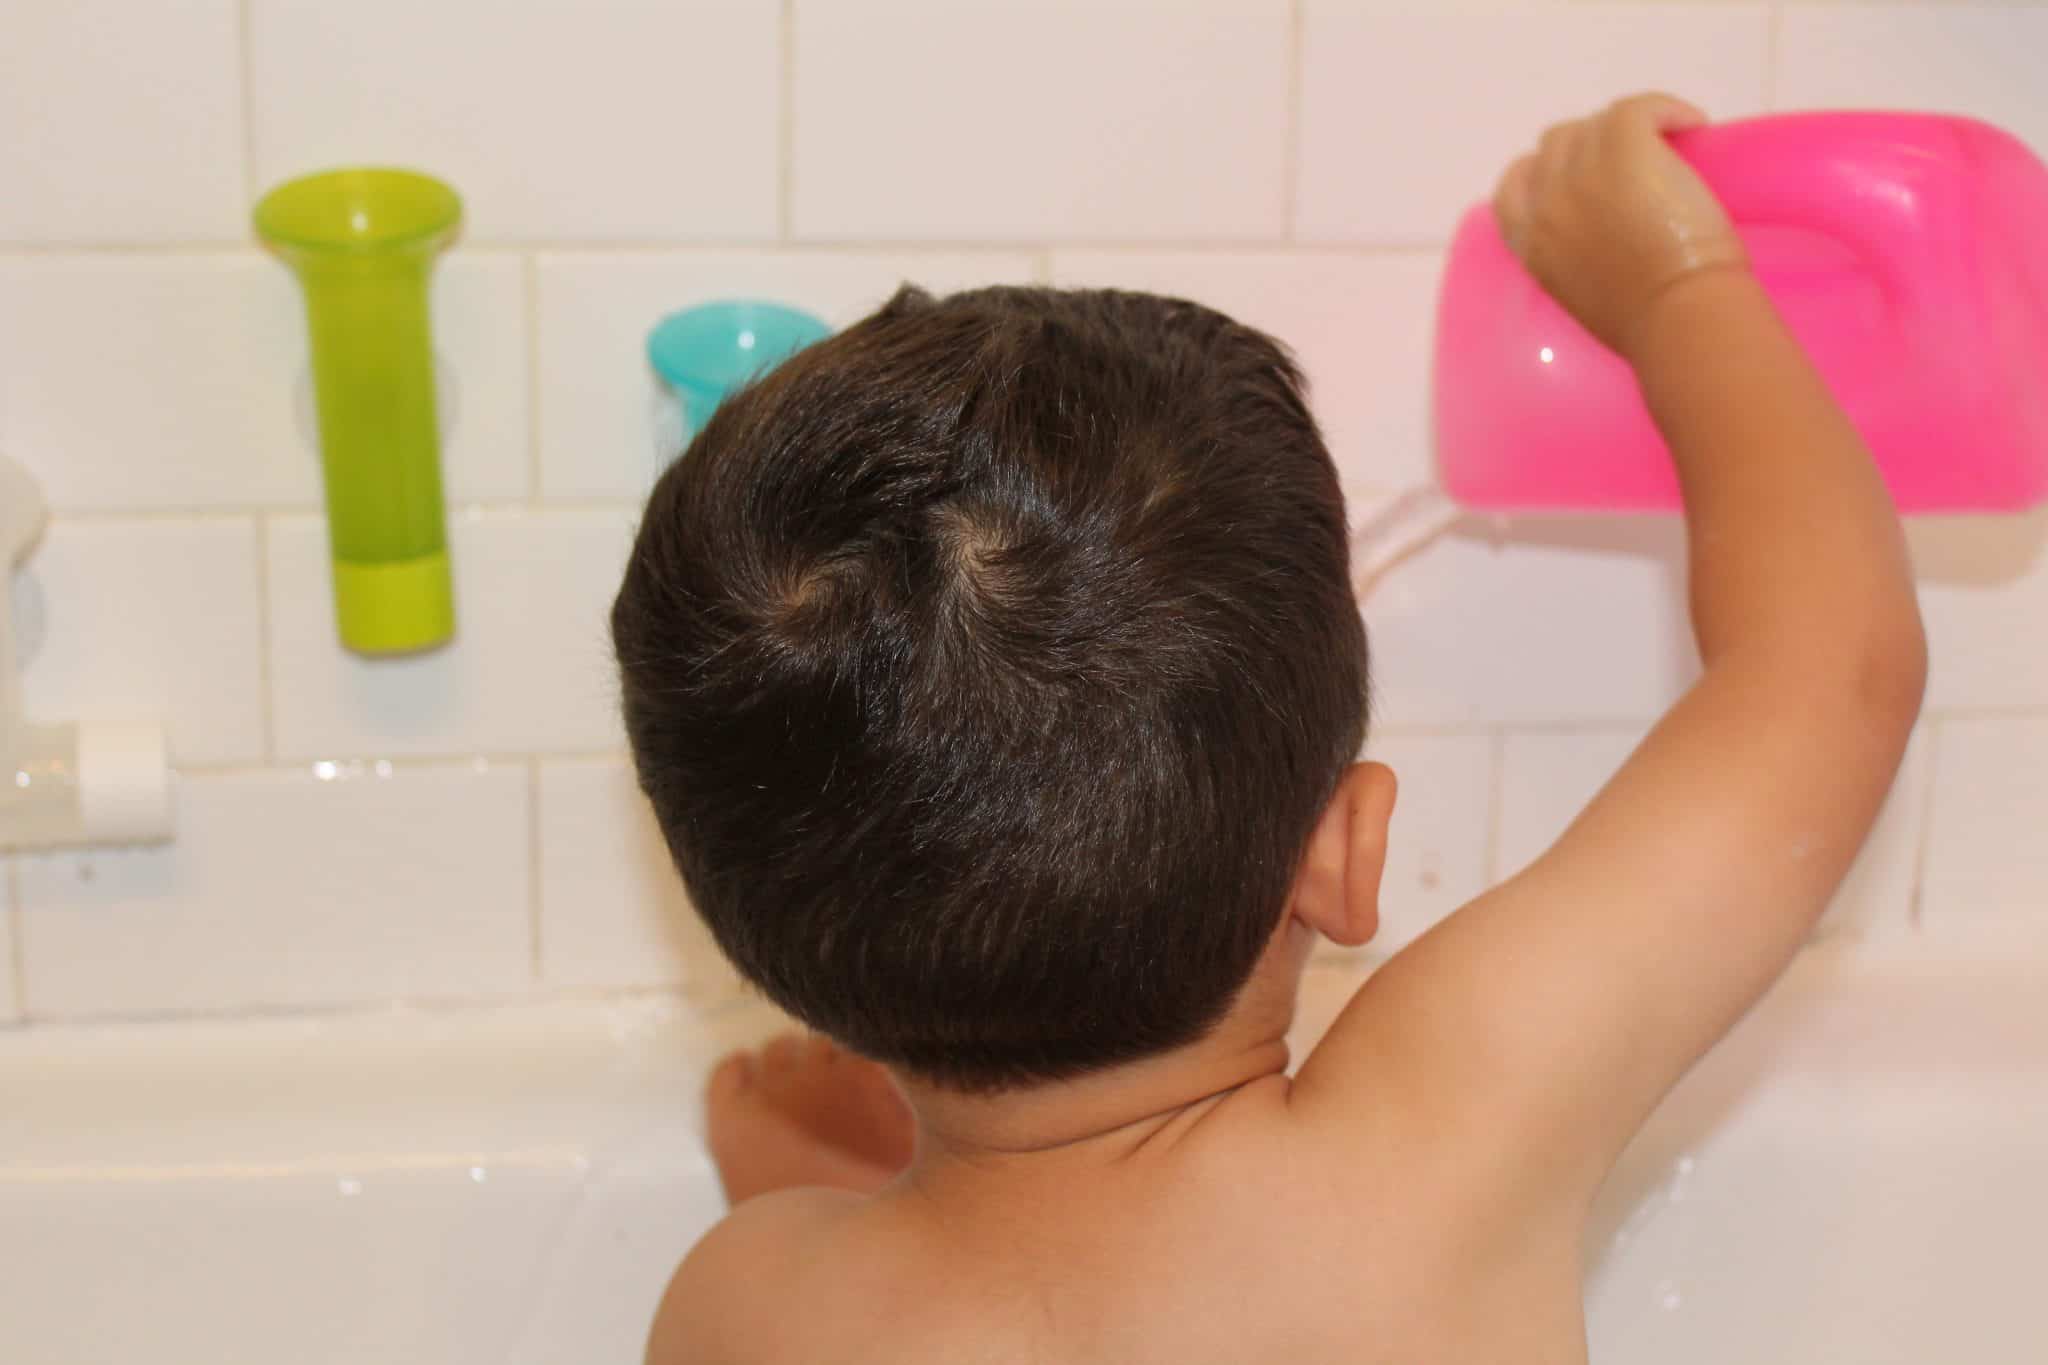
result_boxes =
[1434,112,2048,513]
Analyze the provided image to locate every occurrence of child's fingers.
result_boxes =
[1608,91,1709,135]
[1493,153,1538,249]
[1537,119,1579,172]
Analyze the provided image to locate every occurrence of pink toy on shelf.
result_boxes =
[1434,112,2048,514]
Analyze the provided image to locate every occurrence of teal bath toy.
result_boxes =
[646,300,832,447]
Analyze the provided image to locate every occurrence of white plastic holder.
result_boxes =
[1347,483,1463,598]
[0,454,173,851]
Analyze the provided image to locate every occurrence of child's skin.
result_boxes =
[653,94,1926,1365]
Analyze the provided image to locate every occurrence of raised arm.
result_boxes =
[1294,96,1926,1220]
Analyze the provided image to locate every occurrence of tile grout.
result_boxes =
[521,254,544,502]
[1763,0,1785,112]
[0,238,1454,258]
[1906,720,1945,933]
[158,709,2048,783]
[1481,729,1507,885]
[1282,0,1305,242]
[235,0,261,208]
[0,980,724,1036]
[779,0,797,242]
[46,499,647,524]
[253,514,277,763]
[4,860,24,1019]
[526,758,545,985]
[174,750,628,779]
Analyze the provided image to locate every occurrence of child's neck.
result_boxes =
[893,927,1308,1192]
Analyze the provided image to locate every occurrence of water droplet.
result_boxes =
[1656,1279,1682,1311]
[738,330,757,350]
[1539,346,1556,364]
[337,1177,362,1197]
[312,760,339,781]
[373,759,393,779]
[469,1166,488,1184]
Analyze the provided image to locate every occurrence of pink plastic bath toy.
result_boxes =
[1434,112,2048,513]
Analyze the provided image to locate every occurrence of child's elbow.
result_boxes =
[1851,609,1928,735]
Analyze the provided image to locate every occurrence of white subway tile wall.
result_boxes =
[1777,5,2048,150]
[535,251,1040,500]
[266,509,635,759]
[18,519,266,766]
[792,0,1292,242]
[1048,251,1446,489]
[1922,717,2048,930]
[4,1,2044,1022]
[14,765,530,1018]
[0,254,528,511]
[1296,3,1772,244]
[1354,732,1497,954]
[247,0,782,242]
[1910,514,2048,711]
[0,872,18,1022]
[1366,519,1698,728]
[0,0,246,243]
[536,758,739,1000]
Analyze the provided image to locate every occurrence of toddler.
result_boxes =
[611,94,1926,1364]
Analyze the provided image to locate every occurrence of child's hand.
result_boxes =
[1493,93,1747,362]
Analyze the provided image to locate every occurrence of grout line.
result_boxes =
[0,241,255,256]
[1396,716,1654,742]
[1282,0,1305,241]
[522,254,543,502]
[4,859,25,1019]
[1373,720,1547,742]
[1481,728,1507,885]
[526,758,545,984]
[40,506,291,526]
[47,499,648,524]
[0,238,1454,259]
[163,706,2048,784]
[252,514,277,762]
[1906,720,1945,933]
[778,0,797,241]
[760,237,1452,257]
[1384,705,2048,742]
[1763,1,1785,112]
[235,0,261,206]
[3,981,715,1035]
[173,749,627,780]
[1907,703,2048,723]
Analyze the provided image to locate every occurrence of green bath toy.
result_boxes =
[256,168,462,655]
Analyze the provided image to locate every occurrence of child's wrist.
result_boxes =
[1624,264,1767,375]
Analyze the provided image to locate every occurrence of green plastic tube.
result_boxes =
[255,168,462,655]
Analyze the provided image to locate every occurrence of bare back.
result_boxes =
[665,1073,1590,1365]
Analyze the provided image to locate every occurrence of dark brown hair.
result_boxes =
[612,286,1367,1090]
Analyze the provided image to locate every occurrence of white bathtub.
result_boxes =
[3,942,2045,1363]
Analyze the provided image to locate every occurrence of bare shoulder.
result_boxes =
[645,1188,856,1365]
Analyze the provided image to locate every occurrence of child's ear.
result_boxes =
[1290,762,1398,948]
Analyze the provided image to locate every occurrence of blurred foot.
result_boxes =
[706,1032,917,1204]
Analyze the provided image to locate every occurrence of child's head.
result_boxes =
[613,285,1368,1091]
